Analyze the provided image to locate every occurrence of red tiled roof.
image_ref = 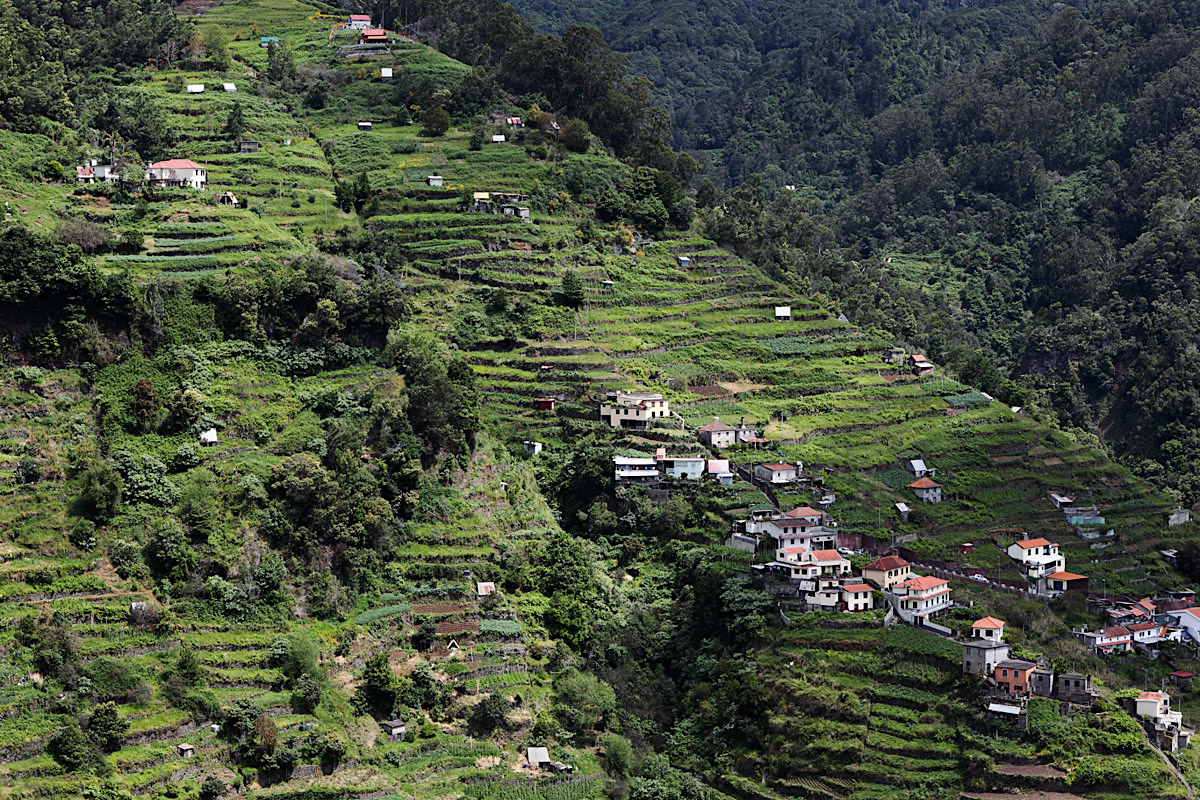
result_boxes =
[1015,537,1052,549]
[361,28,387,35]
[842,584,873,592]
[900,575,947,592]
[1138,691,1163,701]
[699,418,734,432]
[907,477,940,489]
[972,616,1005,629]
[1047,571,1086,580]
[350,14,372,20]
[1127,622,1161,632]
[865,555,909,572]
[760,463,795,471]
[785,506,821,518]
[1100,625,1131,638]
[150,158,203,170]
[811,549,843,562]
[1171,671,1195,678]
[77,166,93,177]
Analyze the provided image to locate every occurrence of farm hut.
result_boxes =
[186,84,204,94]
[676,255,690,267]
[523,440,543,455]
[476,581,496,597]
[176,744,195,758]
[357,121,373,131]
[348,14,372,29]
[380,67,393,80]
[217,192,239,208]
[359,29,389,44]
[894,502,910,521]
[527,747,552,770]
[379,719,407,741]
[492,134,507,143]
[506,117,523,127]
[238,140,259,153]
[601,279,614,292]
[775,306,791,321]
[535,397,556,411]
[223,83,237,92]
[199,428,219,446]
[1171,671,1195,688]
[426,175,444,187]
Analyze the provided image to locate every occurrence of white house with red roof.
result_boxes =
[1045,570,1088,595]
[890,575,952,616]
[907,476,941,504]
[347,13,372,29]
[706,459,734,485]
[698,417,736,448]
[971,616,1006,641]
[148,158,206,189]
[774,545,850,579]
[1074,625,1133,653]
[861,555,911,590]
[1127,621,1177,647]
[806,580,874,613]
[1006,537,1065,579]
[754,462,800,484]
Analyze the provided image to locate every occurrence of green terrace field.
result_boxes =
[2,0,1198,796]
[0,360,583,798]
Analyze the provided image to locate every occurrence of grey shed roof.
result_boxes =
[527,746,550,763]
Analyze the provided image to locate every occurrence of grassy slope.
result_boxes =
[0,0,1197,797]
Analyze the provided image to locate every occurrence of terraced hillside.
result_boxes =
[2,0,1199,798]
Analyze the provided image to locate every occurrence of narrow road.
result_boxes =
[1148,739,1195,800]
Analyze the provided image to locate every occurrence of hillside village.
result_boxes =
[5,1,1200,799]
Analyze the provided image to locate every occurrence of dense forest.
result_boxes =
[504,0,1200,503]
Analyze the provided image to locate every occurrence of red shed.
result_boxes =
[535,397,556,411]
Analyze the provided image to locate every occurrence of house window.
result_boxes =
[1001,669,1008,677]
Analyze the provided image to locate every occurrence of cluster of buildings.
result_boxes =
[880,348,935,376]
[966,616,1193,750]
[755,540,955,618]
[76,159,209,190]
[460,190,532,219]
[1072,591,1200,655]
[614,449,736,487]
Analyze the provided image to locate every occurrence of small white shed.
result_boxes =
[357,121,373,131]
[426,175,444,187]
[199,428,219,447]
[775,306,791,321]
[380,67,393,80]
[186,84,205,94]
[491,134,506,143]
[223,83,237,92]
